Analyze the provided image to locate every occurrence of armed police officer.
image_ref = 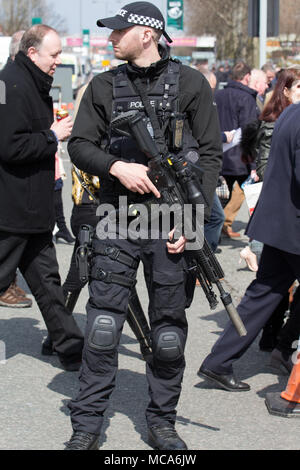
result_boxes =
[65,2,222,450]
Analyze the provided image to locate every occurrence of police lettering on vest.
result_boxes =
[129,100,155,109]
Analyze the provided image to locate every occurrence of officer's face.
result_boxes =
[28,31,62,76]
[109,26,145,62]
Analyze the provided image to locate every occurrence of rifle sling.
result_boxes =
[131,76,169,156]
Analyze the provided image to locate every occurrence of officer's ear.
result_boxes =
[142,27,153,45]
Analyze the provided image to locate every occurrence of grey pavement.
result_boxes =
[0,154,298,451]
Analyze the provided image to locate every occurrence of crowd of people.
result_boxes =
[0,1,299,451]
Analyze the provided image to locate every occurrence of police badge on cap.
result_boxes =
[96,1,173,43]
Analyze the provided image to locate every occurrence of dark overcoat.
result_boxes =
[215,80,258,176]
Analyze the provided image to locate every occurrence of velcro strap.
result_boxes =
[94,245,139,269]
[92,268,136,288]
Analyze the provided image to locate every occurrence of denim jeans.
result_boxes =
[204,193,225,252]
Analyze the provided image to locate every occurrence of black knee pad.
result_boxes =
[154,331,183,362]
[88,315,117,351]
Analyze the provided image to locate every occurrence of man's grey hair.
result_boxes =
[9,30,26,59]
[261,63,276,73]
[249,68,267,86]
[19,24,58,54]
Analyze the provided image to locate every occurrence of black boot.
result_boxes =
[148,425,188,450]
[65,432,100,450]
[41,289,81,356]
[127,288,152,362]
[54,228,75,244]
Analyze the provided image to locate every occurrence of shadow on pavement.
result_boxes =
[256,375,289,399]
[219,237,247,250]
[0,316,48,360]
[48,366,150,448]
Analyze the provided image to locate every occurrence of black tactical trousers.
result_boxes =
[69,225,188,435]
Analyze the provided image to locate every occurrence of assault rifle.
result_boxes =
[111,110,247,337]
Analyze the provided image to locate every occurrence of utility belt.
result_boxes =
[97,194,162,230]
[76,224,138,289]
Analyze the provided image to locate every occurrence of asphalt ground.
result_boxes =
[0,152,299,452]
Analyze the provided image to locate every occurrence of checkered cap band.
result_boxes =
[127,13,164,30]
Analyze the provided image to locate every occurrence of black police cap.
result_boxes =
[96,1,173,43]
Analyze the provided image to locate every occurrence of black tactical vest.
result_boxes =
[100,59,201,205]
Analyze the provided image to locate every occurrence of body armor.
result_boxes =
[100,59,202,205]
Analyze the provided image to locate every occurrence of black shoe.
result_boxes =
[54,229,75,244]
[65,432,99,450]
[148,425,188,450]
[198,366,250,392]
[41,335,55,356]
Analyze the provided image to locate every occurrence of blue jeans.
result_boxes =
[204,193,225,252]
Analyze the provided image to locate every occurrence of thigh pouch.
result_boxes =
[91,244,138,289]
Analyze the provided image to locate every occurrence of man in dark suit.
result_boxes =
[198,102,300,391]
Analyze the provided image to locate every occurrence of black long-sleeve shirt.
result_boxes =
[68,57,222,215]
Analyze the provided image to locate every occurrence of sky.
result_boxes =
[50,0,167,36]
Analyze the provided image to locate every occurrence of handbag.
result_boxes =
[243,182,263,216]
